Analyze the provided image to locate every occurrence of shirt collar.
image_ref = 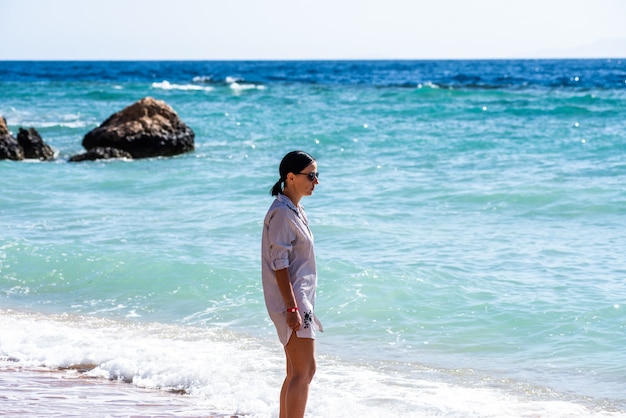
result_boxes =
[277,193,300,212]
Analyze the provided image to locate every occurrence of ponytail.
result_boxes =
[270,178,283,196]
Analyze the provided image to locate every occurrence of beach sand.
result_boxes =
[0,366,240,417]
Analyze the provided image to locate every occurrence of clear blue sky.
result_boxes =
[2,0,625,60]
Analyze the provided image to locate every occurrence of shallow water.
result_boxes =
[0,366,235,417]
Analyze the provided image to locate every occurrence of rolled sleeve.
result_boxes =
[272,257,290,271]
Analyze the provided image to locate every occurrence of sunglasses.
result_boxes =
[296,171,320,182]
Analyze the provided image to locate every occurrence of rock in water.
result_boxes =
[68,147,133,162]
[0,116,24,161]
[81,97,195,159]
[17,127,55,161]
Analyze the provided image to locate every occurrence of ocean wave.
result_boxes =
[229,81,266,91]
[31,121,91,129]
[151,80,214,92]
[1,110,92,130]
[151,78,265,92]
[193,74,266,89]
[2,310,621,418]
[418,81,441,89]
[192,75,213,83]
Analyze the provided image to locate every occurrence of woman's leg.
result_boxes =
[279,352,291,418]
[280,334,316,418]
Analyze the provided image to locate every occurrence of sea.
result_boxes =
[1,59,625,417]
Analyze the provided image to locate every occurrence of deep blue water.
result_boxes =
[2,59,625,88]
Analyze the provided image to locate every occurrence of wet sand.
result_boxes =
[0,366,240,417]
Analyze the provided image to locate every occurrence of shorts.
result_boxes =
[269,308,323,346]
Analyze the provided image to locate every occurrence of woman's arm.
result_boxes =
[275,268,302,331]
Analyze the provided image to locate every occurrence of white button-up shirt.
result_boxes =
[262,193,322,343]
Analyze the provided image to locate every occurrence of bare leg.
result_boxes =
[279,352,292,418]
[279,334,316,418]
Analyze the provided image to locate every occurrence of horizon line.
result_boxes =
[1,56,625,62]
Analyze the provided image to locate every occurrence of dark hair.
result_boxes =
[270,150,316,196]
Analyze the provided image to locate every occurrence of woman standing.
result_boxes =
[262,150,322,418]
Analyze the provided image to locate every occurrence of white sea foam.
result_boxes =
[192,76,213,83]
[225,76,266,92]
[1,310,621,418]
[0,110,90,130]
[230,82,266,92]
[31,121,91,129]
[151,80,214,92]
[419,81,441,89]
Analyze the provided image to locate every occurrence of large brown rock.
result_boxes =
[0,116,24,161]
[80,97,194,159]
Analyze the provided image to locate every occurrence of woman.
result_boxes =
[261,150,322,418]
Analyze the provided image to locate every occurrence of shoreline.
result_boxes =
[0,365,240,417]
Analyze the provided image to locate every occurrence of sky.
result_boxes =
[1,0,625,60]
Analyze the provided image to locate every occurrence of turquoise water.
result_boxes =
[1,60,626,416]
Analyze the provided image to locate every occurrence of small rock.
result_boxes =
[68,147,133,162]
[0,116,24,161]
[17,127,55,161]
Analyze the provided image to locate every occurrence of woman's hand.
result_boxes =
[286,310,302,331]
